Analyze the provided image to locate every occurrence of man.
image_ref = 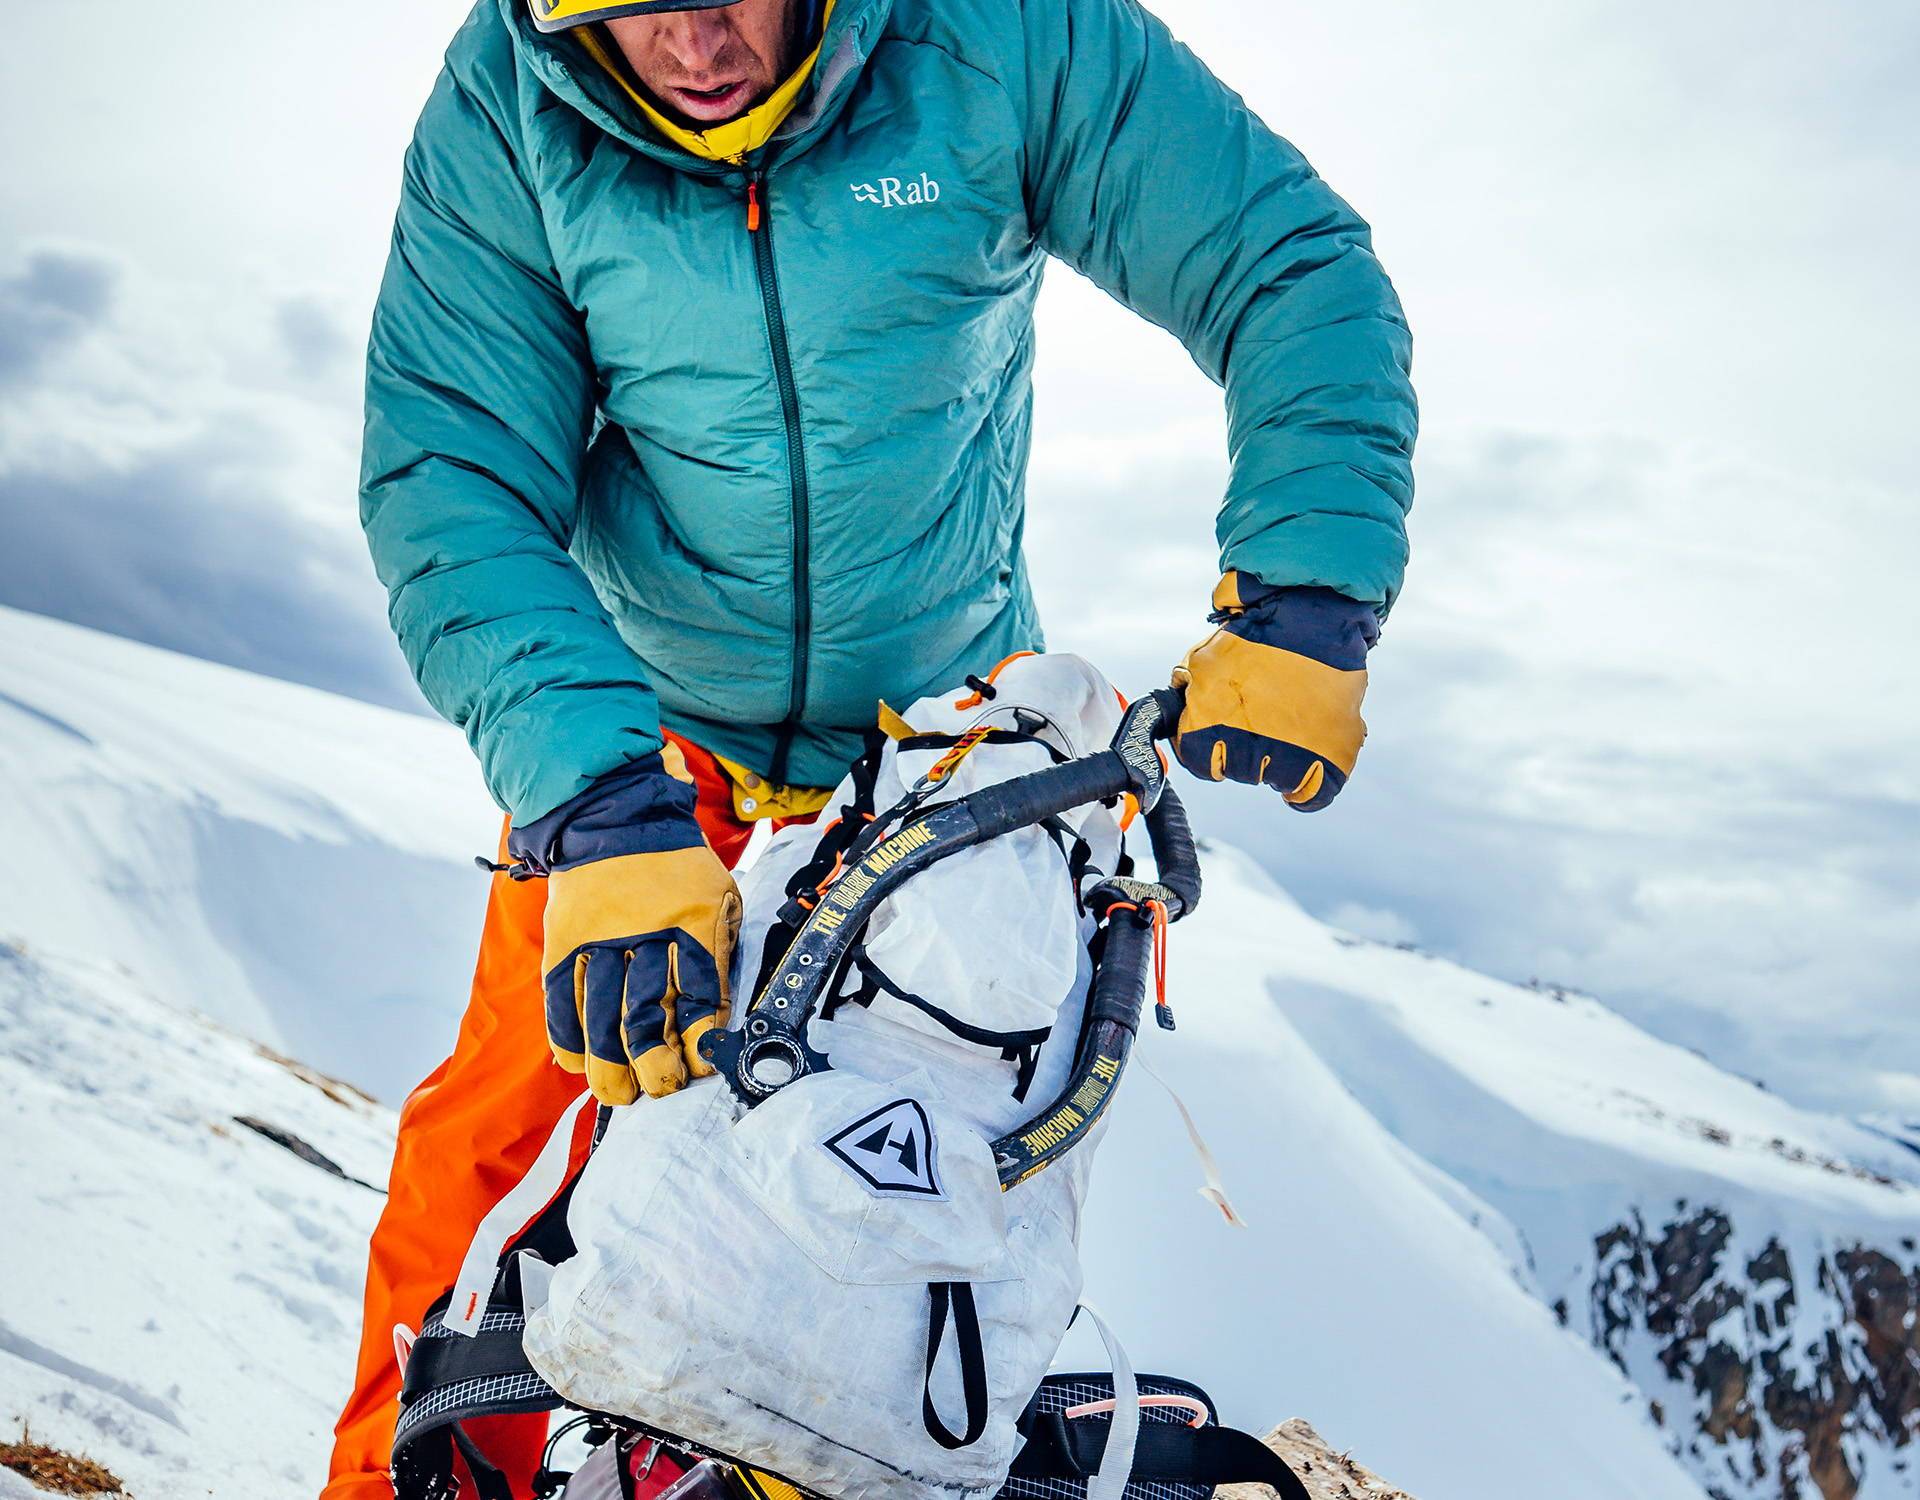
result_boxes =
[330,0,1414,1490]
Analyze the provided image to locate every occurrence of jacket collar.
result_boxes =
[571,2,835,164]
[500,0,893,173]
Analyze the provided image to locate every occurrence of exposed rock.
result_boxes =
[1218,1419,1416,1500]
[0,1432,126,1496]
[230,1114,384,1192]
[1586,1204,1920,1500]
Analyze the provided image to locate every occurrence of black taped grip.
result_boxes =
[1142,785,1201,920]
[962,688,1186,843]
[1088,907,1155,1034]
[965,750,1132,843]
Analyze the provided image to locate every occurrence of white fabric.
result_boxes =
[1076,1304,1140,1500]
[519,655,1135,1500]
[523,1071,1085,1500]
[738,651,1126,1077]
[1137,1051,1248,1228]
[447,1089,593,1335]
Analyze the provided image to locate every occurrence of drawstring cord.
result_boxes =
[473,855,538,881]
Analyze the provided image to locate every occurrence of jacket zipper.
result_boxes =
[746,169,810,785]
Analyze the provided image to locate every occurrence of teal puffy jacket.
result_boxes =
[362,0,1416,822]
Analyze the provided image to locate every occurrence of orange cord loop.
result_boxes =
[951,650,1038,710]
[1146,898,1173,1028]
[1098,898,1172,1026]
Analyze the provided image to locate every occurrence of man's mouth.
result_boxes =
[664,79,754,122]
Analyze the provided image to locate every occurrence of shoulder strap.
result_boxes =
[1009,1412,1311,1500]
[392,1236,575,1497]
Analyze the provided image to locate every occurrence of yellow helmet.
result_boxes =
[529,0,742,31]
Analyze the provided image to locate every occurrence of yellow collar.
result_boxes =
[710,753,835,821]
[578,4,835,164]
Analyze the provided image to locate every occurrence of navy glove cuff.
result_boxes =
[507,752,703,874]
[1212,577,1380,672]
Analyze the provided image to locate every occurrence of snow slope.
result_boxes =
[1252,864,1920,1498]
[1133,853,1920,1499]
[3,610,1916,1500]
[0,604,494,1103]
[0,940,394,1499]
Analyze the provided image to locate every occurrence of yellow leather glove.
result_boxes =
[1171,574,1378,811]
[508,752,741,1104]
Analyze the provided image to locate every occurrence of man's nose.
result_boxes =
[664,12,734,72]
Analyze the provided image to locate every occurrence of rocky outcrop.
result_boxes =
[1219,1420,1415,1500]
[1587,1204,1920,1499]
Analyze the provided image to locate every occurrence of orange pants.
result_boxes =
[324,733,772,1500]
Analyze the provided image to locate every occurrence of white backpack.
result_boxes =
[518,656,1197,1500]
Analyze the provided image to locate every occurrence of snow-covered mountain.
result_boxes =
[0,605,493,1104]
[1184,860,1920,1500]
[2,607,1915,1500]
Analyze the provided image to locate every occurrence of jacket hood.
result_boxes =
[497,0,894,171]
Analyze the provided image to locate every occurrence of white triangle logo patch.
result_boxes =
[823,1099,943,1199]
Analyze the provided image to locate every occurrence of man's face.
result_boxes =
[606,0,806,126]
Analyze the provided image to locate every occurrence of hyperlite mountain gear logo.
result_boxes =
[849,173,941,208]
[823,1099,943,1198]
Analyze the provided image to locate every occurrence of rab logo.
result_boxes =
[823,1099,943,1198]
[849,173,941,208]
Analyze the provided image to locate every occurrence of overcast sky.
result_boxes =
[2,0,1915,1115]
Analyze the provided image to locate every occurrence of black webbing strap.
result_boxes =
[1009,1414,1310,1500]
[393,1418,519,1500]
[765,730,889,937]
[398,1325,537,1401]
[450,1422,515,1500]
[895,728,1069,763]
[1037,814,1096,913]
[833,944,1052,1100]
[922,1282,990,1450]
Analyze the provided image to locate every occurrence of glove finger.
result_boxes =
[622,941,687,1099]
[1171,731,1214,782]
[667,939,724,1080]
[1258,738,1345,811]
[1172,722,1232,783]
[1176,722,1347,812]
[581,948,640,1106]
[714,888,742,1002]
[543,957,588,1078]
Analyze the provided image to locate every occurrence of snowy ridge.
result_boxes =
[0,940,393,1498]
[2,608,1916,1500]
[1207,852,1920,1499]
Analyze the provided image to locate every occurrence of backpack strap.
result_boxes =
[832,943,1051,1101]
[1008,1413,1311,1500]
[444,1091,596,1336]
[449,1425,516,1500]
[894,727,1068,763]
[1037,815,1096,913]
[391,1145,587,1499]
[922,1282,990,1450]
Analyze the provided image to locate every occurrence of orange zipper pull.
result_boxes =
[746,179,762,232]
